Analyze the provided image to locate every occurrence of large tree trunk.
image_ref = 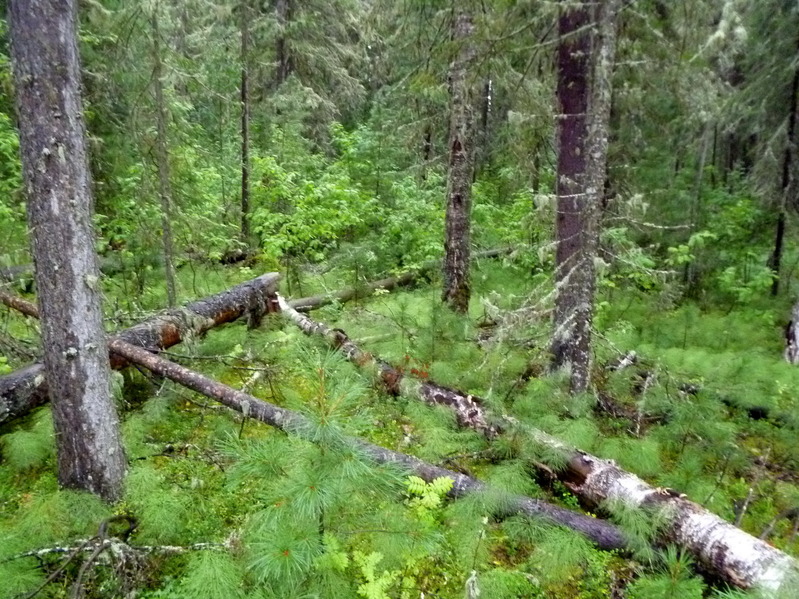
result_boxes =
[8,0,126,501]
[275,299,799,592]
[551,0,619,393]
[240,0,251,243]
[441,8,477,313]
[151,6,178,307]
[0,274,279,426]
[106,337,626,551]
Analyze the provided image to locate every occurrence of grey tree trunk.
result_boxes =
[551,0,619,393]
[442,7,477,313]
[8,0,126,501]
[151,6,178,307]
[240,0,251,243]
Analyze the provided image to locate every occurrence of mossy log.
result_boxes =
[106,337,627,551]
[0,273,279,426]
[275,295,799,593]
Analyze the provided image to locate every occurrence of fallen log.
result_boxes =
[289,247,512,311]
[105,337,626,551]
[274,296,799,593]
[0,274,279,426]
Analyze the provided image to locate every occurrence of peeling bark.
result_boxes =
[106,337,627,551]
[442,7,477,313]
[275,302,799,592]
[277,294,497,436]
[0,274,279,426]
[551,0,619,393]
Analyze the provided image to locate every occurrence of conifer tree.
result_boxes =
[551,0,620,393]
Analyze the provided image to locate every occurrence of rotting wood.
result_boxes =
[274,297,799,593]
[0,273,279,426]
[289,247,512,311]
[105,337,627,551]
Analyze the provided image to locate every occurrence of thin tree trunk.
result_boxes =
[769,33,799,296]
[0,274,279,425]
[240,0,251,242]
[106,337,627,551]
[151,6,178,307]
[442,7,477,313]
[276,300,799,592]
[551,0,619,393]
[274,0,293,89]
[8,0,126,501]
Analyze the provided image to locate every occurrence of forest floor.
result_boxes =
[1,256,798,598]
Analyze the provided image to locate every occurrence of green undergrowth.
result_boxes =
[1,258,799,597]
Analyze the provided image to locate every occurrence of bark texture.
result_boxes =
[551,0,618,393]
[106,337,627,551]
[275,302,799,592]
[442,8,477,313]
[769,31,799,296]
[240,0,251,241]
[277,294,497,436]
[151,8,178,307]
[8,0,126,500]
[0,274,279,426]
[274,0,293,88]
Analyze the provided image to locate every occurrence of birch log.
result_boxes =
[0,273,279,425]
[275,295,799,593]
[105,337,626,551]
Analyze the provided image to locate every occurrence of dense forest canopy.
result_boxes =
[1,0,799,597]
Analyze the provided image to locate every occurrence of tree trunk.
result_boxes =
[442,8,477,313]
[769,33,799,296]
[151,6,178,307]
[551,0,618,393]
[240,0,251,243]
[0,274,279,426]
[274,0,293,89]
[275,301,799,592]
[8,0,126,501]
[106,337,626,551]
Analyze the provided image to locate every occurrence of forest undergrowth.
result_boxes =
[1,257,798,599]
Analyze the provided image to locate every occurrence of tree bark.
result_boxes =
[8,0,126,501]
[151,5,178,307]
[442,7,477,313]
[274,0,293,89]
[240,0,251,243]
[106,337,627,551]
[275,301,799,592]
[769,31,799,296]
[551,0,619,394]
[0,274,279,426]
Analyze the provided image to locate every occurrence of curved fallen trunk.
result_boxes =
[106,337,626,551]
[0,274,279,426]
[275,296,799,593]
